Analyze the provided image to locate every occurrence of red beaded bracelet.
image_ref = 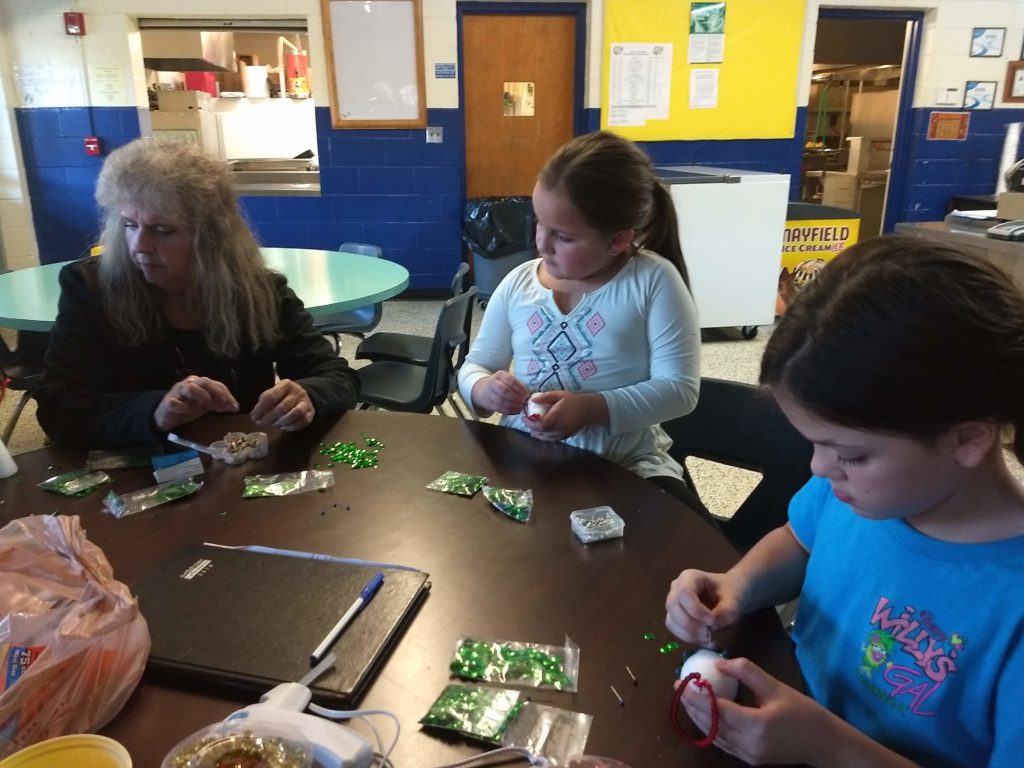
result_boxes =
[670,672,720,748]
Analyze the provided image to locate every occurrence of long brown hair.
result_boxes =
[538,130,690,286]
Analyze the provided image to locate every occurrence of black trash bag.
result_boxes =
[462,196,536,260]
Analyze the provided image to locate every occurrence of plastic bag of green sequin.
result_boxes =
[419,683,524,745]
[482,485,533,522]
[39,469,112,497]
[426,470,488,497]
[103,477,203,519]
[242,470,335,497]
[450,635,580,692]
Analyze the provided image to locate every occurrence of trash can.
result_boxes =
[463,196,537,302]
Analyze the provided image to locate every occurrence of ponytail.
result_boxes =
[638,182,689,288]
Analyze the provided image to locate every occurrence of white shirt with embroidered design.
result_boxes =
[458,251,700,479]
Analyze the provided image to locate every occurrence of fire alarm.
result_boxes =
[84,136,101,156]
[64,12,85,36]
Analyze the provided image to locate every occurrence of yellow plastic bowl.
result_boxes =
[0,735,131,768]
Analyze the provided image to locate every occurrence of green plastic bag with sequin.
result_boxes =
[449,635,579,692]
[419,683,524,745]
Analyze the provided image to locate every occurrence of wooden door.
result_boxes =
[463,14,576,198]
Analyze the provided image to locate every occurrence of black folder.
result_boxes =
[132,543,430,707]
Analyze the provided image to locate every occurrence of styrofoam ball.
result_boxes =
[524,394,550,422]
[679,649,738,701]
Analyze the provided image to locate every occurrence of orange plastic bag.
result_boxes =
[0,515,150,758]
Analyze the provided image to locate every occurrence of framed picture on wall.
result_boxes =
[1006,61,1024,103]
[964,80,997,110]
[969,27,1005,57]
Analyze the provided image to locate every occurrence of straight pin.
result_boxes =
[610,684,625,707]
[706,624,713,649]
[625,665,638,685]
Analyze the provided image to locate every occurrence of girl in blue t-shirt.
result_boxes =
[665,235,1024,768]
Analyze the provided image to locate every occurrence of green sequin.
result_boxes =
[450,638,575,690]
[419,684,522,744]
[659,641,681,654]
[642,632,657,641]
[318,434,385,469]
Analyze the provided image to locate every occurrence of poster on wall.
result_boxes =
[688,2,726,63]
[689,69,719,109]
[963,80,997,110]
[607,43,673,126]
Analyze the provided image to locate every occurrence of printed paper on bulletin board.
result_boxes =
[602,0,805,141]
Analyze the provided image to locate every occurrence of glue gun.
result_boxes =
[225,682,374,768]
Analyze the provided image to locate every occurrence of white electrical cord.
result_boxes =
[308,703,401,767]
[431,747,551,767]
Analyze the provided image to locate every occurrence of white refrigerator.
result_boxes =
[657,166,790,337]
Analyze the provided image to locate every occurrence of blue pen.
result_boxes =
[310,571,385,665]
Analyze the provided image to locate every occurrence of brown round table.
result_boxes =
[0,410,800,767]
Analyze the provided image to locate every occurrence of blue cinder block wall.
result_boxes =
[15,104,1024,285]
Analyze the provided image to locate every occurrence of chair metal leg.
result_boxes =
[445,394,468,420]
[1,391,33,444]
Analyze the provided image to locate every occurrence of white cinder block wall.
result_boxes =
[2,0,1023,268]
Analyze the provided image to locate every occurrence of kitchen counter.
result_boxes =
[229,158,321,197]
[232,180,320,197]
[895,220,1024,292]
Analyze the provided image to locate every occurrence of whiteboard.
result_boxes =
[323,0,426,128]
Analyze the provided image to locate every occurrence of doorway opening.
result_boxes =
[800,10,921,238]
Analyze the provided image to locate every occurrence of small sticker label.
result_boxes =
[180,558,213,580]
[435,63,457,79]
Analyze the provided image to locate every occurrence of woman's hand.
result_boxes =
[525,391,607,441]
[665,568,745,644]
[154,375,239,432]
[251,379,316,431]
[677,657,835,766]
[471,371,529,416]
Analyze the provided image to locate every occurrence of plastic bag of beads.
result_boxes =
[501,702,593,764]
[482,485,533,523]
[449,635,579,692]
[38,469,112,497]
[419,683,523,745]
[426,470,488,497]
[85,448,161,470]
[242,470,334,498]
[103,478,203,519]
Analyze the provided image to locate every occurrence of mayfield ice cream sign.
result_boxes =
[781,218,860,270]
[777,217,860,314]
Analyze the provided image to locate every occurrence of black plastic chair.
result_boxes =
[1,331,48,444]
[356,286,478,417]
[355,262,471,366]
[660,377,813,554]
[314,242,385,352]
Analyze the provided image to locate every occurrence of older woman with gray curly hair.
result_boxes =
[36,138,359,448]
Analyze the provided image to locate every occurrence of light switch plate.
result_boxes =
[935,83,963,107]
[425,126,443,143]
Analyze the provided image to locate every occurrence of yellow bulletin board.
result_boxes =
[602,0,805,141]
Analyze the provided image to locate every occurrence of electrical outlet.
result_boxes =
[425,126,443,144]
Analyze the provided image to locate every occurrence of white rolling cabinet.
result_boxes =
[657,166,790,337]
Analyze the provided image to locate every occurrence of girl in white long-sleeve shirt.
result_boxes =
[458,131,702,499]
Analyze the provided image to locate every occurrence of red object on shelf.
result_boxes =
[84,136,101,157]
[184,72,218,97]
[63,12,85,36]
[285,52,309,96]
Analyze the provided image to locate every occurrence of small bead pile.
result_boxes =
[318,434,385,469]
